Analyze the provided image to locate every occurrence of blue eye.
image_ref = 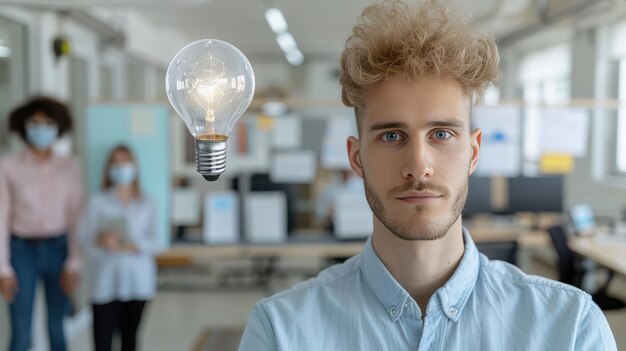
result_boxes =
[433,130,451,140]
[382,132,402,142]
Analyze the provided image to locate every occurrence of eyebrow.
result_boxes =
[425,119,466,128]
[368,119,466,133]
[368,122,408,132]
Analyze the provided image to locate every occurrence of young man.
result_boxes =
[239,1,617,350]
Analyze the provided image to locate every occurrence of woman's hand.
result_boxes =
[60,270,80,296]
[0,275,18,303]
[119,243,139,254]
[96,230,121,252]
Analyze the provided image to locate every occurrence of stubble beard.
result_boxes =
[363,172,468,241]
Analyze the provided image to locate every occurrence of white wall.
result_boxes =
[124,10,189,68]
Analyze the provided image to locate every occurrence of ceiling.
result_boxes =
[3,0,547,60]
[4,0,610,63]
[140,0,534,59]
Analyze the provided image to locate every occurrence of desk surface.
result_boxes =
[157,226,549,262]
[159,241,365,260]
[568,236,626,277]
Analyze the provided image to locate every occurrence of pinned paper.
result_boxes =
[271,115,302,149]
[326,116,356,139]
[204,191,239,244]
[171,188,200,226]
[321,136,349,169]
[130,108,155,136]
[321,116,357,169]
[540,154,574,174]
[257,114,274,130]
[333,190,372,239]
[270,151,316,183]
[539,108,588,157]
[472,106,521,176]
[245,192,287,243]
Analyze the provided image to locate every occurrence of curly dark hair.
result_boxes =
[8,96,73,142]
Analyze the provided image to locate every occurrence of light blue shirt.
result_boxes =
[239,228,616,350]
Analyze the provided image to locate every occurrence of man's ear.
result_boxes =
[468,128,482,175]
[347,136,364,178]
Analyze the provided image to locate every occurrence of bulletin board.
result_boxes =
[86,104,171,248]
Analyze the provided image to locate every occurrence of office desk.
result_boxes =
[158,240,364,262]
[156,239,365,290]
[568,236,626,277]
[567,235,626,310]
[156,227,550,291]
[157,227,549,264]
[468,226,548,247]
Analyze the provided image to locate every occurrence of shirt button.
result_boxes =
[390,306,398,317]
[404,302,409,309]
[449,307,458,316]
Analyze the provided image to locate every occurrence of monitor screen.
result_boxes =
[570,204,595,233]
[464,176,492,216]
[507,176,564,213]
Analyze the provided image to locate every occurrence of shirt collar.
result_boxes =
[361,235,414,322]
[361,227,480,323]
[22,148,57,164]
[437,227,480,322]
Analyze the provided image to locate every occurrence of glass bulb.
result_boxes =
[166,39,255,181]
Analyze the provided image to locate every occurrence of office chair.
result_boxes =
[547,225,625,311]
[476,241,518,265]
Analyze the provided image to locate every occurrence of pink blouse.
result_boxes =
[0,149,84,277]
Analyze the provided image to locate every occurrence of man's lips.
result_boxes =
[395,190,442,205]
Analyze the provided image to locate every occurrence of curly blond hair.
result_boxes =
[340,0,499,118]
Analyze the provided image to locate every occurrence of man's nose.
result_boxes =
[401,139,434,181]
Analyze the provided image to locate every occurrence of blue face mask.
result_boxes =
[26,124,58,150]
[109,163,137,186]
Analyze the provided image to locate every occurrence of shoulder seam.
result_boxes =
[256,303,278,351]
[480,261,591,297]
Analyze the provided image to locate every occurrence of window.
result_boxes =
[518,44,572,175]
[617,58,626,173]
[0,15,28,153]
[609,21,626,175]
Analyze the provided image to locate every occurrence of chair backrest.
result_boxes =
[476,241,518,265]
[547,225,577,286]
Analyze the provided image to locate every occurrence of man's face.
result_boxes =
[347,75,482,241]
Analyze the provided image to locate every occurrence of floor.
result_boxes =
[70,291,263,351]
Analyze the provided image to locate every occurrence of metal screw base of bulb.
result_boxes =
[195,139,227,181]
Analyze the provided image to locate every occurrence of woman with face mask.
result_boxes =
[80,145,160,351]
[0,96,84,351]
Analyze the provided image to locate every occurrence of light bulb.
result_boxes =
[166,39,255,181]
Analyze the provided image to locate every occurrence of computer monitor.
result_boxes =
[569,204,595,235]
[232,173,297,234]
[463,176,493,216]
[507,176,564,213]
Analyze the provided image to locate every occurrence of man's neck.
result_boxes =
[371,217,465,316]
